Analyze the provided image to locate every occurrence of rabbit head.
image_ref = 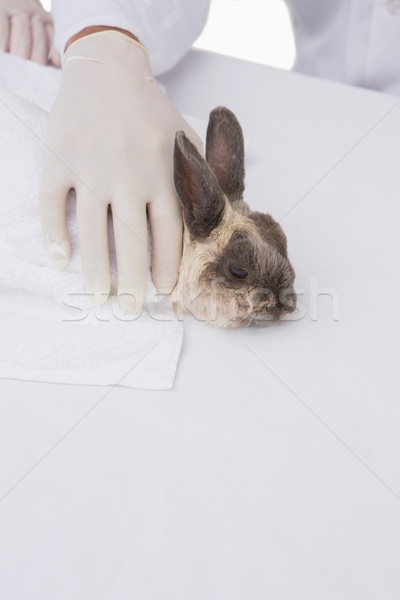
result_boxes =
[171,106,296,328]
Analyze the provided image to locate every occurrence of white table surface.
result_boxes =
[1,49,400,599]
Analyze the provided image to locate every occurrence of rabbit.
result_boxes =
[171,106,296,328]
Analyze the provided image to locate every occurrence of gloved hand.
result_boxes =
[0,0,60,66]
[39,30,203,313]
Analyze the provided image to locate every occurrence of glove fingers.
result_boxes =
[0,10,9,52]
[39,171,72,269]
[30,16,48,65]
[112,201,148,314]
[9,12,31,59]
[76,188,111,305]
[148,194,183,294]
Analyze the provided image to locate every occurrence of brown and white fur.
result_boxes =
[171,106,296,328]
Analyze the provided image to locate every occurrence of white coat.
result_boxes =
[52,0,400,95]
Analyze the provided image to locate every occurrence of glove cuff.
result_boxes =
[63,30,151,72]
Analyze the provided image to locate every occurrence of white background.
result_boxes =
[40,0,296,70]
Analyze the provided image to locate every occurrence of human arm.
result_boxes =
[40,2,210,312]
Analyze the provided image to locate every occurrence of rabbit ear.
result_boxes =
[206,106,245,203]
[174,131,226,239]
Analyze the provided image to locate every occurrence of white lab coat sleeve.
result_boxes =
[51,0,211,76]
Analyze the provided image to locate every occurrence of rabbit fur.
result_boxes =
[171,106,296,328]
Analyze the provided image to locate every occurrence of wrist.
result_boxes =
[65,26,141,53]
[63,29,152,77]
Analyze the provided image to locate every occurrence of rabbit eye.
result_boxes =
[229,266,248,280]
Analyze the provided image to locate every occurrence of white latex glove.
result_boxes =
[0,0,60,66]
[39,30,203,313]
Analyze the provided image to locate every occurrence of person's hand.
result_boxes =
[0,0,60,66]
[39,30,203,313]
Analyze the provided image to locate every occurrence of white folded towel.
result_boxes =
[0,53,204,390]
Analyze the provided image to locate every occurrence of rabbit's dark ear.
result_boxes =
[206,106,245,203]
[174,131,226,239]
